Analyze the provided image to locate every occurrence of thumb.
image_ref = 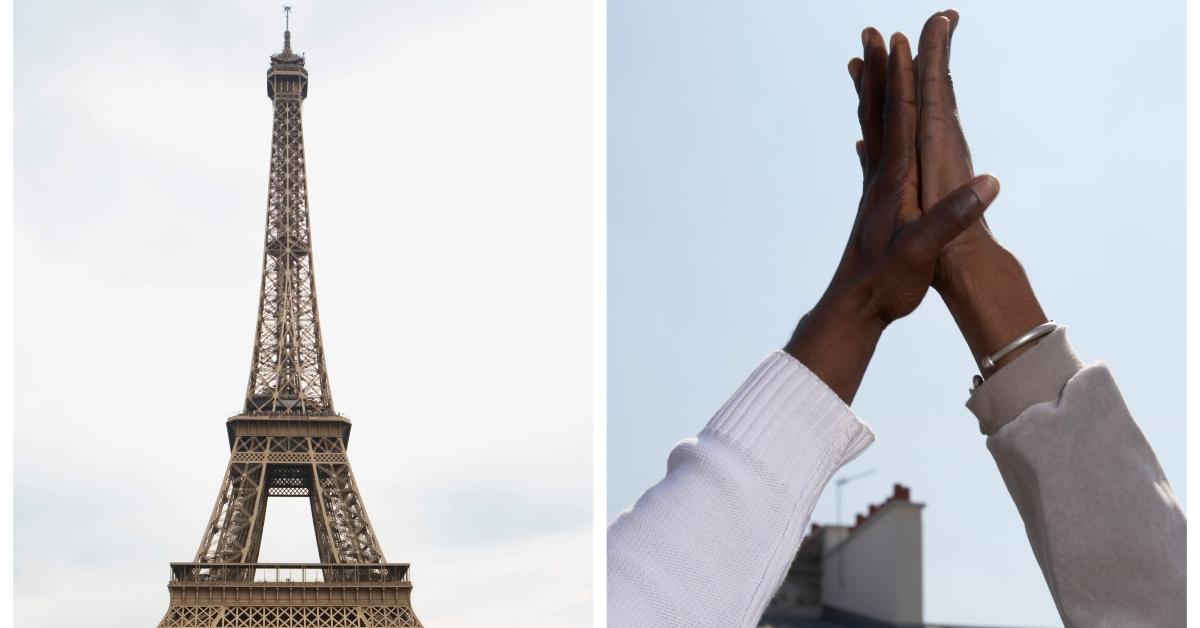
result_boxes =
[902,174,999,262]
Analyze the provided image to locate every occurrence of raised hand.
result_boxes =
[914,10,1047,371]
[785,27,999,403]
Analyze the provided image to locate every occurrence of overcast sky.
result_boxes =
[608,1,1184,627]
[15,1,591,626]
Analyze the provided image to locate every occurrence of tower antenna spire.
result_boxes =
[282,6,293,54]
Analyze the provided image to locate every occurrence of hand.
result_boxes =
[785,28,1000,403]
[915,10,1047,371]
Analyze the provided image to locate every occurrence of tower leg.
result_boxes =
[195,459,268,564]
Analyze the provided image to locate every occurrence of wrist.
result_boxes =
[935,245,1048,370]
[784,293,884,404]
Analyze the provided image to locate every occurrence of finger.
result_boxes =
[943,8,960,39]
[855,139,866,178]
[912,49,920,121]
[921,9,960,46]
[858,28,888,176]
[917,14,974,208]
[880,32,919,222]
[900,175,999,263]
[848,58,864,94]
[915,11,951,124]
[917,15,953,111]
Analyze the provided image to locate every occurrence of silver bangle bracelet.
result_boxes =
[980,321,1059,372]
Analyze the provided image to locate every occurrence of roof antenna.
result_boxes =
[834,468,876,526]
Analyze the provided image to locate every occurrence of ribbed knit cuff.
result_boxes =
[966,327,1085,435]
[701,351,875,492]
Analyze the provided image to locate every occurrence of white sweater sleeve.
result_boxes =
[607,351,875,628]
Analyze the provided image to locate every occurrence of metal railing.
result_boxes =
[169,562,410,584]
[228,410,349,420]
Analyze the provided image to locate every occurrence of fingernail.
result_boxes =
[938,10,959,36]
[971,175,1000,204]
[862,28,871,46]
[890,32,905,49]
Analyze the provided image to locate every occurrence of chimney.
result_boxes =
[821,487,924,625]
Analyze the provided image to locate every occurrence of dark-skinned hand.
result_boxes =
[784,27,1000,403]
[913,9,1047,372]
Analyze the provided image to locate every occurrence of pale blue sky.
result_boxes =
[607,2,1184,627]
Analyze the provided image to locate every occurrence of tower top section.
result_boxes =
[245,15,330,416]
[267,9,306,100]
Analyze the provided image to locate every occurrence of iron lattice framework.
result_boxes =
[193,435,386,565]
[161,605,420,628]
[244,28,331,416]
[159,25,422,628]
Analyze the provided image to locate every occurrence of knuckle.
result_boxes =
[881,100,901,122]
[920,67,952,82]
[921,111,961,126]
[881,96,917,122]
[872,163,902,187]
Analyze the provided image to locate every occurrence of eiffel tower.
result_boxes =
[158,16,423,628]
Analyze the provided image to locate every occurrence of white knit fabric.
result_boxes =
[607,351,874,627]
